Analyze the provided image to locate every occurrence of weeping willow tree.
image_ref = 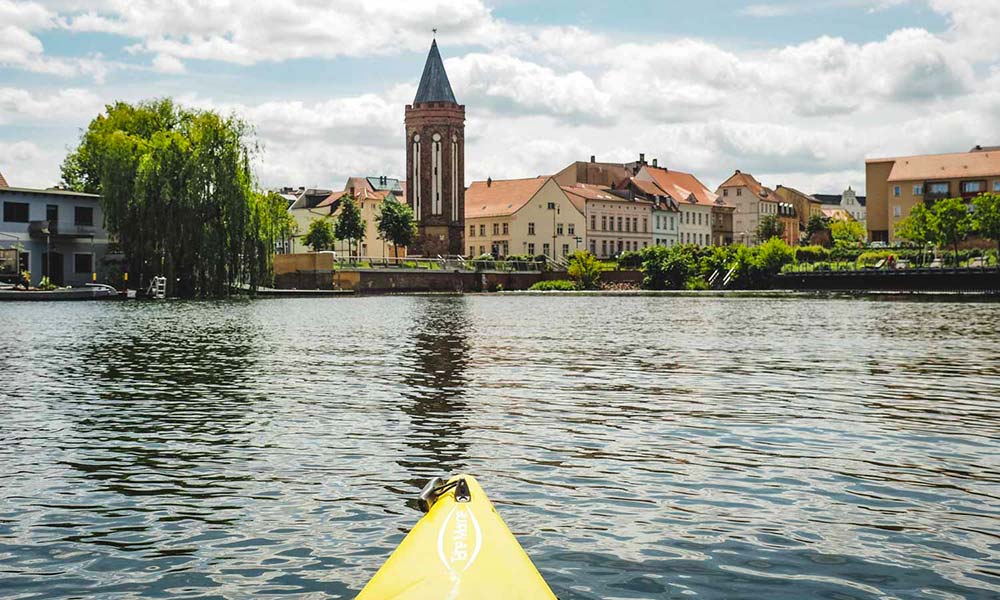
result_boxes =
[61,99,291,297]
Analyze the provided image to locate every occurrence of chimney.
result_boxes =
[487,177,492,187]
[590,155,595,163]
[652,158,658,168]
[735,169,741,174]
[639,153,645,165]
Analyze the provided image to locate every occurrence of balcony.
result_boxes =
[28,220,96,239]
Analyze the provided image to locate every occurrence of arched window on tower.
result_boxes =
[412,134,421,217]
[432,133,442,215]
[451,134,458,221]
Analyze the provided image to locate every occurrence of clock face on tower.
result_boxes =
[405,39,466,257]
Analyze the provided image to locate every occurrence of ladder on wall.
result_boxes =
[147,276,167,299]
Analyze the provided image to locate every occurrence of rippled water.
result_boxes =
[1,295,998,599]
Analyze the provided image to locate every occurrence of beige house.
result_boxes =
[465,176,585,259]
[288,176,406,258]
[866,146,1000,243]
[716,170,782,246]
[561,183,652,258]
[636,165,719,247]
[774,185,823,237]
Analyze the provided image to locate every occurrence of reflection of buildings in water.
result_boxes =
[398,297,472,481]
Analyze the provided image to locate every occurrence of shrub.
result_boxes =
[567,251,601,289]
[795,245,831,263]
[856,250,893,267]
[616,250,643,269]
[529,279,577,291]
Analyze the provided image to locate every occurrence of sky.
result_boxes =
[1,0,998,195]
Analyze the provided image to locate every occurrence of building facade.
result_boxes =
[774,185,823,238]
[636,165,720,247]
[561,183,652,258]
[1,184,109,286]
[405,40,465,256]
[716,170,782,246]
[465,177,585,259]
[814,187,866,228]
[778,202,798,246]
[866,146,1000,243]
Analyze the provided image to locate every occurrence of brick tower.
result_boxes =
[405,39,465,256]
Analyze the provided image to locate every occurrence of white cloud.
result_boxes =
[0,88,103,124]
[151,53,185,74]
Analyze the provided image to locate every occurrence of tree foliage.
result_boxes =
[376,196,416,258]
[971,193,1000,255]
[930,198,972,262]
[60,99,288,297]
[805,214,832,246]
[334,196,366,257]
[637,240,795,290]
[567,250,602,289]
[756,214,784,242]
[303,218,335,251]
[895,202,933,246]
[830,219,866,248]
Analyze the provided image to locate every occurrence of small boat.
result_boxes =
[357,474,556,599]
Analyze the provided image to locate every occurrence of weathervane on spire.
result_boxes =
[432,28,437,39]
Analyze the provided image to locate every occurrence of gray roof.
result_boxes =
[0,185,100,199]
[414,40,457,104]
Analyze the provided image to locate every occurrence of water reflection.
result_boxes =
[397,297,471,482]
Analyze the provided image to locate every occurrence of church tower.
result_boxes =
[405,39,465,256]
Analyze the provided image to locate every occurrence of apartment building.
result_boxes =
[716,170,782,246]
[561,183,652,258]
[866,146,1000,243]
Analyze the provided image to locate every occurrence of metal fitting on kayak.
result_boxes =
[418,476,471,512]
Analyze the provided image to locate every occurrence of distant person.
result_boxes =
[886,255,896,269]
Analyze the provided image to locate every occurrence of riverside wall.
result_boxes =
[776,268,1000,292]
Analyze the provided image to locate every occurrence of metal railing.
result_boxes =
[327,254,550,272]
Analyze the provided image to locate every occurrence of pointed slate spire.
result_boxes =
[413,39,457,104]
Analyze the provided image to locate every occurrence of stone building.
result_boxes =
[716,170,782,246]
[405,40,465,256]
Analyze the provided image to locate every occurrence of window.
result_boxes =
[74,253,93,274]
[697,213,702,226]
[893,205,902,217]
[625,218,630,233]
[737,188,743,196]
[469,246,475,256]
[589,240,596,254]
[479,224,486,237]
[480,245,486,255]
[617,240,623,253]
[723,189,728,197]
[3,201,29,223]
[633,217,638,232]
[528,222,535,235]
[469,225,475,237]
[74,206,94,226]
[567,224,574,235]
[913,184,923,196]
[617,216,623,231]
[503,223,509,235]
[591,215,596,230]
[492,223,499,235]
[642,218,647,233]
[601,216,607,231]
[994,180,1000,192]
[961,181,985,194]
[47,204,58,222]
[601,240,608,256]
[556,223,564,236]
[893,185,901,197]
[670,216,675,230]
[542,243,550,257]
[562,244,569,257]
[929,182,949,194]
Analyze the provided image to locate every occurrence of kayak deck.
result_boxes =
[356,474,556,599]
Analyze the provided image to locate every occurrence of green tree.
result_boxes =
[756,214,784,242]
[829,219,866,248]
[567,250,601,289]
[930,197,972,264]
[971,193,1000,257]
[376,196,416,258]
[303,218,335,251]
[805,214,832,246]
[60,98,285,297]
[639,245,696,290]
[334,196,366,258]
[895,202,933,246]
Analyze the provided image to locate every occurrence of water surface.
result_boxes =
[1,296,998,599]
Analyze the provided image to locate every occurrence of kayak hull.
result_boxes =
[356,474,556,600]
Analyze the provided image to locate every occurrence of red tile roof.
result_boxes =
[560,183,628,214]
[466,177,549,219]
[641,166,719,207]
[880,150,1000,182]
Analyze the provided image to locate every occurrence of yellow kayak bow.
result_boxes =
[356,474,557,599]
